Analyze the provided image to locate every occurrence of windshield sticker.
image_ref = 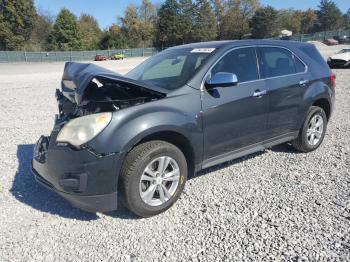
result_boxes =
[190,48,216,53]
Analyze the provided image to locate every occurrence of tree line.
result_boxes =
[0,0,349,51]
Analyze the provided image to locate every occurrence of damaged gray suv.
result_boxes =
[32,40,335,217]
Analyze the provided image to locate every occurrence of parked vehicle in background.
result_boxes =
[94,54,108,61]
[323,39,339,46]
[333,35,350,44]
[327,49,350,68]
[32,40,335,217]
[111,53,125,60]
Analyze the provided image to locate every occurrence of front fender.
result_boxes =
[87,90,203,163]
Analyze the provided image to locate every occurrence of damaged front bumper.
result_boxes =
[32,133,121,213]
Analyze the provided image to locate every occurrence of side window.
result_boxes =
[260,47,296,78]
[211,47,259,83]
[295,56,306,73]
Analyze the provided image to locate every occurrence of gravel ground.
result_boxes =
[0,47,349,261]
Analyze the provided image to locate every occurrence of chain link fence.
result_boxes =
[273,29,350,42]
[1,29,349,63]
[0,48,159,63]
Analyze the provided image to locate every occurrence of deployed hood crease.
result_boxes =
[62,62,167,105]
[58,62,166,118]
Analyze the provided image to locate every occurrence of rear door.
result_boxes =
[202,47,269,161]
[258,46,311,138]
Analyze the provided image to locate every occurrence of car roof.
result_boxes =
[167,39,312,51]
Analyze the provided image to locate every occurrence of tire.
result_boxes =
[120,141,188,217]
[292,106,327,152]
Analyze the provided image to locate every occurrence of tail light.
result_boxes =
[330,72,336,89]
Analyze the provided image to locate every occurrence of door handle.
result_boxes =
[252,90,267,97]
[299,79,309,86]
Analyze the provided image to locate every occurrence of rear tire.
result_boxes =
[120,141,187,218]
[292,106,327,152]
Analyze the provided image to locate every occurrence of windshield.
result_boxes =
[126,48,214,90]
[338,49,350,54]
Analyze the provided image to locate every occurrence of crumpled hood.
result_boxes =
[329,53,350,61]
[62,62,168,105]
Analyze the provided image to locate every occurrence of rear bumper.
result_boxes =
[32,135,121,213]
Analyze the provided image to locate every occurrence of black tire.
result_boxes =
[120,141,188,218]
[292,106,327,152]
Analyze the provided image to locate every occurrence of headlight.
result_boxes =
[57,112,112,147]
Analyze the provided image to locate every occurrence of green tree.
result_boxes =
[139,0,157,22]
[301,9,317,33]
[156,0,182,47]
[99,24,128,49]
[28,11,53,51]
[0,0,37,50]
[316,0,342,31]
[138,0,157,47]
[251,6,279,38]
[220,0,260,39]
[192,0,217,41]
[178,0,195,43]
[78,14,102,50]
[277,9,303,34]
[211,0,225,38]
[342,9,350,29]
[48,8,82,50]
[120,5,143,48]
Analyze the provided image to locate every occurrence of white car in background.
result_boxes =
[327,49,350,68]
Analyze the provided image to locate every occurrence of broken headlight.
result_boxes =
[57,112,112,147]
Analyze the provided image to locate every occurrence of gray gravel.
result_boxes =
[0,50,349,261]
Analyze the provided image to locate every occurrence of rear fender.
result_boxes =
[297,79,333,128]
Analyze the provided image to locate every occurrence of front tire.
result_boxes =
[120,141,187,217]
[292,106,327,152]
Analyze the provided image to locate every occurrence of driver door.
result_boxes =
[201,47,270,163]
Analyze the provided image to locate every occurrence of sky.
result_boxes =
[34,0,349,29]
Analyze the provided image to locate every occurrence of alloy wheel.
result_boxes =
[139,156,180,206]
[306,114,324,146]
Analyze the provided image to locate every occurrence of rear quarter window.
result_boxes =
[295,56,306,73]
[300,45,328,68]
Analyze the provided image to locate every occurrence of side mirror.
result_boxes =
[205,72,238,89]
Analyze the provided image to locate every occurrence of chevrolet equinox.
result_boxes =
[32,40,335,217]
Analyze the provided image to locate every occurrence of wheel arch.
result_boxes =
[130,130,196,178]
[312,98,331,120]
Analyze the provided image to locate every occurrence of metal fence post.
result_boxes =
[6,51,9,62]
[70,50,72,61]
[24,50,27,62]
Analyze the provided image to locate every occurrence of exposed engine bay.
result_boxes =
[56,62,166,120]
